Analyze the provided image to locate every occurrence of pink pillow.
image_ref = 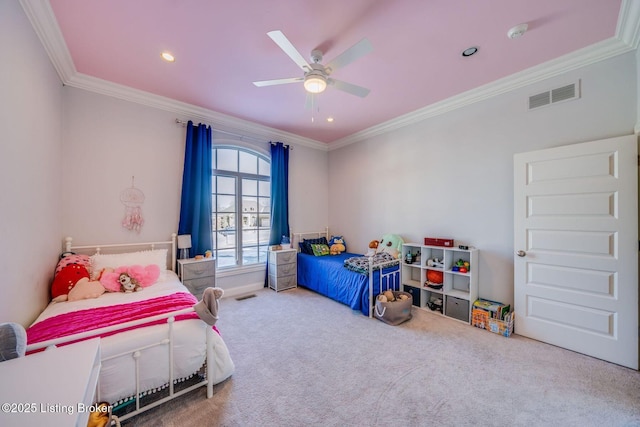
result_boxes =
[100,264,161,292]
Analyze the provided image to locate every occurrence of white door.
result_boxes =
[514,135,638,369]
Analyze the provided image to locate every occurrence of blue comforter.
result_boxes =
[297,252,399,315]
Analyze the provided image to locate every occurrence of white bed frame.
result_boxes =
[25,234,217,422]
[292,228,401,317]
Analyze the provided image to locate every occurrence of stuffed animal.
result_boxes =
[86,402,119,427]
[100,264,161,293]
[329,236,346,255]
[194,287,224,326]
[375,234,405,259]
[53,277,106,302]
[383,290,396,302]
[366,240,379,256]
[118,273,142,292]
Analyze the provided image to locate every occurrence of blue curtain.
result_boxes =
[269,142,290,246]
[178,121,213,257]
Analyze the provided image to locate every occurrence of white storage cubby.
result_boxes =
[401,243,478,323]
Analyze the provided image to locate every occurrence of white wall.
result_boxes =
[329,52,638,305]
[61,88,185,243]
[0,1,63,326]
[61,87,329,296]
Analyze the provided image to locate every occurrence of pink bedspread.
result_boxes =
[27,292,205,347]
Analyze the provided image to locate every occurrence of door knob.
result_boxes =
[516,250,526,257]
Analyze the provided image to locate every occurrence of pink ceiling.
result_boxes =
[49,0,621,144]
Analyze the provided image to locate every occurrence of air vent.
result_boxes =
[528,80,580,110]
[529,92,550,109]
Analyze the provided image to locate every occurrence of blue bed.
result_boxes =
[297,252,400,316]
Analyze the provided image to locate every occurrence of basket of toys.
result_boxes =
[374,290,413,326]
[471,299,514,337]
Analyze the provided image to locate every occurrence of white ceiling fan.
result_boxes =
[253,30,372,98]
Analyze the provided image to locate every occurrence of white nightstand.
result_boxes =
[177,257,216,299]
[0,338,101,427]
[268,248,297,292]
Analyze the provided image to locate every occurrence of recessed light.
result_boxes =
[161,52,175,62]
[461,47,478,57]
[327,117,334,123]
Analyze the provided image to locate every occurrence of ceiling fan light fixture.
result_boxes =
[304,75,327,94]
[161,51,175,62]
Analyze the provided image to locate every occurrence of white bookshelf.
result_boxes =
[401,243,478,323]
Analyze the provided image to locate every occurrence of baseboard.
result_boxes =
[220,281,266,299]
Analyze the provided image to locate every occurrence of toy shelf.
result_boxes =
[401,243,479,324]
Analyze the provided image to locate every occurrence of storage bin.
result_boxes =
[424,237,454,247]
[472,309,514,337]
[374,291,413,326]
[445,296,469,322]
[403,285,421,307]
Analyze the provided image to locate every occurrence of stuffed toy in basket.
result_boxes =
[374,290,412,325]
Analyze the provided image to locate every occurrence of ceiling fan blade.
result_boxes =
[253,77,303,87]
[267,30,310,71]
[328,78,370,98]
[325,38,373,73]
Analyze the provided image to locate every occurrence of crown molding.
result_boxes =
[66,73,328,151]
[330,0,640,150]
[617,0,640,49]
[18,0,327,152]
[329,37,636,150]
[19,0,76,82]
[21,0,639,152]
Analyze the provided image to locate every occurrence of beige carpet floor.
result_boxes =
[122,287,640,427]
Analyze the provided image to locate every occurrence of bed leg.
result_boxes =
[369,256,374,318]
[206,327,214,398]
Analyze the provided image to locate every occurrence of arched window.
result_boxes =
[212,146,270,268]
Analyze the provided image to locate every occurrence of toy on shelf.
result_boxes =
[427,295,443,313]
[425,270,444,289]
[451,259,470,273]
[427,257,443,269]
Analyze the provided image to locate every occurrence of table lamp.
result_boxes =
[177,234,192,259]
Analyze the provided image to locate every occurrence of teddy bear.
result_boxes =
[329,236,346,255]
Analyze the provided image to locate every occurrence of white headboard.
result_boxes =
[291,227,329,252]
[63,233,178,272]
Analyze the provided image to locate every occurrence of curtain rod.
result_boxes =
[175,119,290,147]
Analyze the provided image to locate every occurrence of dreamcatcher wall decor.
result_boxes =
[120,176,145,233]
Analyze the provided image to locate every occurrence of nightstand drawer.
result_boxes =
[269,261,296,277]
[268,273,297,292]
[182,260,215,280]
[269,250,296,265]
[183,277,214,299]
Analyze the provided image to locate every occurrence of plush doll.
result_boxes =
[194,287,225,326]
[375,234,404,259]
[118,273,142,293]
[329,236,346,255]
[366,240,379,256]
[100,264,161,293]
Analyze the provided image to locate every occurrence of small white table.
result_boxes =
[0,338,101,427]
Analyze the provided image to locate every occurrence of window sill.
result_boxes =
[216,263,266,278]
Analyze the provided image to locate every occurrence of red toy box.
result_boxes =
[424,237,454,247]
